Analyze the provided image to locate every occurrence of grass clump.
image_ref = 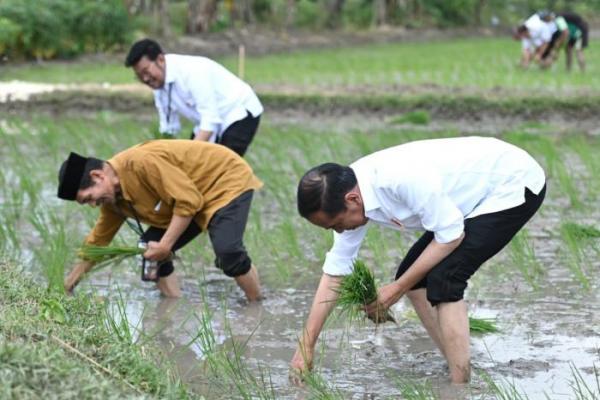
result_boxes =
[335,260,394,323]
[0,260,194,399]
[390,110,431,125]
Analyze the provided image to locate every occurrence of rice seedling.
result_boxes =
[334,260,394,324]
[508,229,544,290]
[78,244,145,265]
[468,317,499,334]
[102,289,142,345]
[568,362,600,400]
[394,377,436,400]
[390,110,431,125]
[303,372,345,400]
[479,371,531,400]
[560,222,592,289]
[561,222,600,240]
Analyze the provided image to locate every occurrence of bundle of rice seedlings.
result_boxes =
[335,260,395,324]
[468,317,499,334]
[78,244,145,268]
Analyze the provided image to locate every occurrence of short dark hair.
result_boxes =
[125,38,163,67]
[297,163,357,219]
[59,157,105,191]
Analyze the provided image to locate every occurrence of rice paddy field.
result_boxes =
[1,36,600,399]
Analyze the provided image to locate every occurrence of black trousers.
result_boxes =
[141,190,254,279]
[395,185,546,306]
[191,111,261,157]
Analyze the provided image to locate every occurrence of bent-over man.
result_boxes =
[125,38,263,157]
[291,136,546,383]
[59,140,262,300]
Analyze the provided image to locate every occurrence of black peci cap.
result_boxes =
[57,152,89,201]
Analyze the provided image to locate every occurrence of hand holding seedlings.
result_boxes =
[143,240,173,262]
[364,280,405,322]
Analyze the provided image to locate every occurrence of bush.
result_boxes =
[0,0,131,60]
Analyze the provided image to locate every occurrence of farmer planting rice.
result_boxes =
[291,136,546,383]
[57,140,263,300]
[125,38,263,157]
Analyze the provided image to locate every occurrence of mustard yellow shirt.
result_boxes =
[84,140,262,246]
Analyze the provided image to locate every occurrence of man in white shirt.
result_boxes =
[514,13,559,68]
[290,137,546,384]
[125,39,263,156]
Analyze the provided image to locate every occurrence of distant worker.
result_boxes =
[59,140,263,301]
[560,12,589,71]
[125,39,263,157]
[513,12,558,68]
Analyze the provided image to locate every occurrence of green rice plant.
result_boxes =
[566,136,600,200]
[479,371,531,400]
[303,372,345,400]
[469,317,499,334]
[28,210,69,294]
[568,362,600,400]
[335,260,394,323]
[102,289,141,345]
[561,222,600,240]
[560,222,592,289]
[394,377,436,400]
[390,110,431,125]
[78,244,145,265]
[508,229,544,290]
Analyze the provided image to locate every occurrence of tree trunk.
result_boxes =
[240,0,255,25]
[325,0,345,29]
[285,0,297,30]
[187,0,218,33]
[373,0,387,26]
[474,0,486,26]
[153,0,171,37]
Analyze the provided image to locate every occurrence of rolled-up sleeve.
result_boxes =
[322,224,368,276]
[139,155,204,217]
[84,207,125,247]
[388,169,464,244]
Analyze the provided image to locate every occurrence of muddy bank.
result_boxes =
[4,89,600,129]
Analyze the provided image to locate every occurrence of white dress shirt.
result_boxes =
[522,14,556,51]
[322,137,546,276]
[154,54,263,141]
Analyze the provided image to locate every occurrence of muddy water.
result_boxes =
[84,210,600,400]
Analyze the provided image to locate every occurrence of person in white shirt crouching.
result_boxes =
[125,38,263,157]
[290,136,546,384]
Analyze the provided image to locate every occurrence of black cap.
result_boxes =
[57,152,89,201]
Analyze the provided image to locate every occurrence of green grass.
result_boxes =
[0,261,194,399]
[3,38,600,92]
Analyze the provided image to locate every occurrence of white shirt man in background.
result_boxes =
[125,38,263,156]
[514,13,557,68]
[291,136,546,384]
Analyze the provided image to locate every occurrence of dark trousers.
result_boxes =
[141,190,254,278]
[395,185,546,306]
[191,111,261,157]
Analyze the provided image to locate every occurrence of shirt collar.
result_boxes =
[351,163,380,215]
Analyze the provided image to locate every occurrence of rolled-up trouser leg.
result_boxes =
[207,190,254,277]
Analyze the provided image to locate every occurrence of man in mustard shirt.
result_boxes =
[57,140,263,300]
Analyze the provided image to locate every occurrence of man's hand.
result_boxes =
[64,261,94,293]
[144,241,172,262]
[364,281,404,322]
[289,343,313,385]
